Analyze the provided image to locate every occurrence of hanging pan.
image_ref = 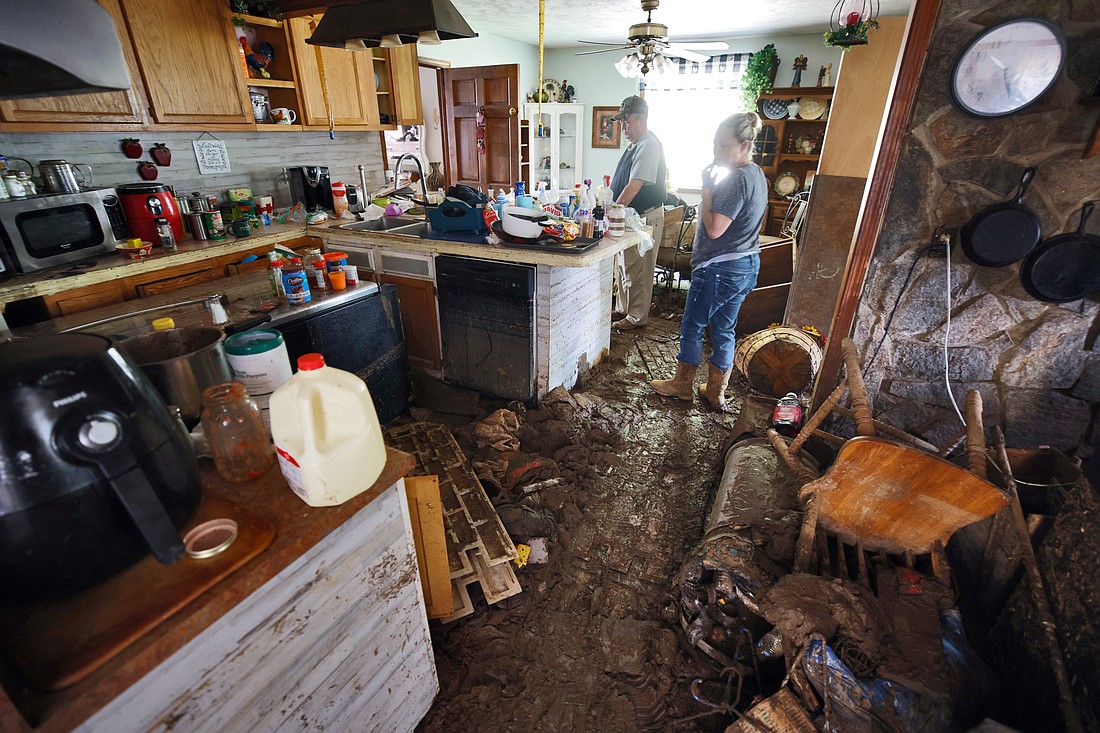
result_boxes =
[1021,203,1100,303]
[960,167,1041,267]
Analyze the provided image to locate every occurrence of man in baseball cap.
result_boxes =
[609,95,667,330]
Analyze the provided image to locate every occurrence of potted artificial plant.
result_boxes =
[740,44,780,110]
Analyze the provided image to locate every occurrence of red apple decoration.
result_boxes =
[150,143,172,167]
[846,11,862,26]
[137,161,158,181]
[120,138,142,159]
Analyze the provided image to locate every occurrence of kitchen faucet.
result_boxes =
[393,154,429,208]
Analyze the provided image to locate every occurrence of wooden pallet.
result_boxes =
[386,423,521,620]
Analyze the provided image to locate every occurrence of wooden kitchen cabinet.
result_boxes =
[40,280,129,318]
[118,0,252,126]
[379,273,440,371]
[0,0,147,127]
[123,261,222,298]
[287,16,380,128]
[380,45,423,125]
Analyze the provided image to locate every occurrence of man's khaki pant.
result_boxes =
[614,207,665,326]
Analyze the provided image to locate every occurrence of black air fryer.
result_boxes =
[0,334,201,600]
[287,165,333,213]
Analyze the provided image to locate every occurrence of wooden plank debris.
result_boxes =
[404,476,455,619]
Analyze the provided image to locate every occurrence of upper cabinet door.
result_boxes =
[0,0,146,125]
[287,16,379,127]
[118,0,252,125]
[388,45,423,125]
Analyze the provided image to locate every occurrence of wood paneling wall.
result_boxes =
[0,130,386,208]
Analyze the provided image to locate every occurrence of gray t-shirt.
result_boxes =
[610,130,667,212]
[691,163,768,271]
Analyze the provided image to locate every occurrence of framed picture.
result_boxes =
[592,106,621,149]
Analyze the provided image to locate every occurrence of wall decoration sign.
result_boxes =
[592,106,621,149]
[192,134,232,175]
[949,18,1066,118]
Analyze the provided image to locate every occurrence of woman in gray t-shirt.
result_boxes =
[651,112,767,409]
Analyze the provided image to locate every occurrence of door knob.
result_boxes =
[509,107,517,116]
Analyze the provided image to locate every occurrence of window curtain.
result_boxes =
[646,52,752,189]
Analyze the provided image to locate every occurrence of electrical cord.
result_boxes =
[944,240,966,426]
[862,244,932,377]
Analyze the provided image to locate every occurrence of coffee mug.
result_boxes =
[270,107,297,125]
[249,92,269,123]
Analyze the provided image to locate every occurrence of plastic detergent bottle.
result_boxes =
[270,353,387,506]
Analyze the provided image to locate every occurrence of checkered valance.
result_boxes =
[647,52,751,91]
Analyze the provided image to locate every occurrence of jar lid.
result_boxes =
[152,317,175,331]
[225,328,284,355]
[298,353,325,371]
[323,252,348,261]
[184,519,239,559]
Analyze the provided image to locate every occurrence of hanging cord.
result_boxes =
[944,238,966,425]
[309,19,335,140]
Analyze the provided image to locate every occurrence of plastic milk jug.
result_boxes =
[270,353,387,506]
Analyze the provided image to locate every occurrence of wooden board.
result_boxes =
[404,476,455,619]
[440,548,521,624]
[807,437,1008,554]
[0,489,274,692]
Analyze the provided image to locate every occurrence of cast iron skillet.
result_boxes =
[1021,202,1100,303]
[960,167,1041,267]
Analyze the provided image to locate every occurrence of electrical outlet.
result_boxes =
[928,228,952,258]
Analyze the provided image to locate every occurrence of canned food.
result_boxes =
[201,210,226,240]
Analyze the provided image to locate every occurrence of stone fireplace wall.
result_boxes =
[852,0,1100,453]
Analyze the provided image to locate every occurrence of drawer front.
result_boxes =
[379,250,433,280]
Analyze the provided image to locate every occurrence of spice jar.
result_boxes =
[200,381,274,482]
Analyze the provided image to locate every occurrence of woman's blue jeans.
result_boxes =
[676,254,759,372]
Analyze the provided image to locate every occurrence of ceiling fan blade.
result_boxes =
[669,41,729,50]
[577,39,629,46]
[576,46,631,56]
[665,47,709,63]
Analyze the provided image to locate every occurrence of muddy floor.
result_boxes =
[415,292,752,732]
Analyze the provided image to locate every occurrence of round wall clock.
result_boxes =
[949,18,1065,118]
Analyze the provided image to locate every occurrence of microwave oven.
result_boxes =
[0,188,130,275]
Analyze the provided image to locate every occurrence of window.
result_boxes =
[644,54,751,191]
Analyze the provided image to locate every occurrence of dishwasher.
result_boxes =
[435,255,535,401]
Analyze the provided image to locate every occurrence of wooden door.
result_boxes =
[0,0,147,125]
[388,45,423,125]
[379,273,440,371]
[287,16,379,127]
[441,64,521,191]
[118,0,251,125]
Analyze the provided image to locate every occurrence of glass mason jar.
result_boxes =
[200,381,274,482]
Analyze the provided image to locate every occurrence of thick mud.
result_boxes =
[416,311,748,732]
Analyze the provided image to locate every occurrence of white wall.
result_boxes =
[544,33,846,185]
[418,65,445,166]
[420,32,542,95]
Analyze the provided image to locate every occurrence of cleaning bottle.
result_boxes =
[270,353,387,506]
[595,175,614,208]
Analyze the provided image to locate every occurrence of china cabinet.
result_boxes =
[522,103,584,193]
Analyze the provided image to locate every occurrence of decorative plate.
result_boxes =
[761,99,789,119]
[773,172,801,197]
[797,98,827,120]
[541,79,563,103]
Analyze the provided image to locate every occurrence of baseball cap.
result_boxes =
[610,95,648,121]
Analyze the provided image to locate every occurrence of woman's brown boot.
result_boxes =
[699,361,733,410]
[650,360,697,401]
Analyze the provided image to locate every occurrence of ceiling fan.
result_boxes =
[576,0,729,73]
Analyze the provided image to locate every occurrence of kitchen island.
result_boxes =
[0,451,436,733]
[1,221,643,401]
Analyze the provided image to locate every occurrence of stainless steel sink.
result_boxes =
[338,216,423,232]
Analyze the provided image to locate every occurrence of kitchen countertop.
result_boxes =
[0,220,642,310]
[0,449,417,733]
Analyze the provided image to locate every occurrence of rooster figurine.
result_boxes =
[239,37,274,79]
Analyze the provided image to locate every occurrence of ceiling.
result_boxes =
[449,0,913,48]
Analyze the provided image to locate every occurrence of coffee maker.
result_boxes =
[287,166,333,213]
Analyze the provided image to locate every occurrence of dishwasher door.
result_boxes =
[435,255,535,401]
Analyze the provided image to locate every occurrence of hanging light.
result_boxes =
[379,34,404,48]
[615,43,672,79]
[825,0,880,47]
[343,38,368,51]
[417,29,442,45]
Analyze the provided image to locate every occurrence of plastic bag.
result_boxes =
[624,207,655,255]
[277,202,307,224]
